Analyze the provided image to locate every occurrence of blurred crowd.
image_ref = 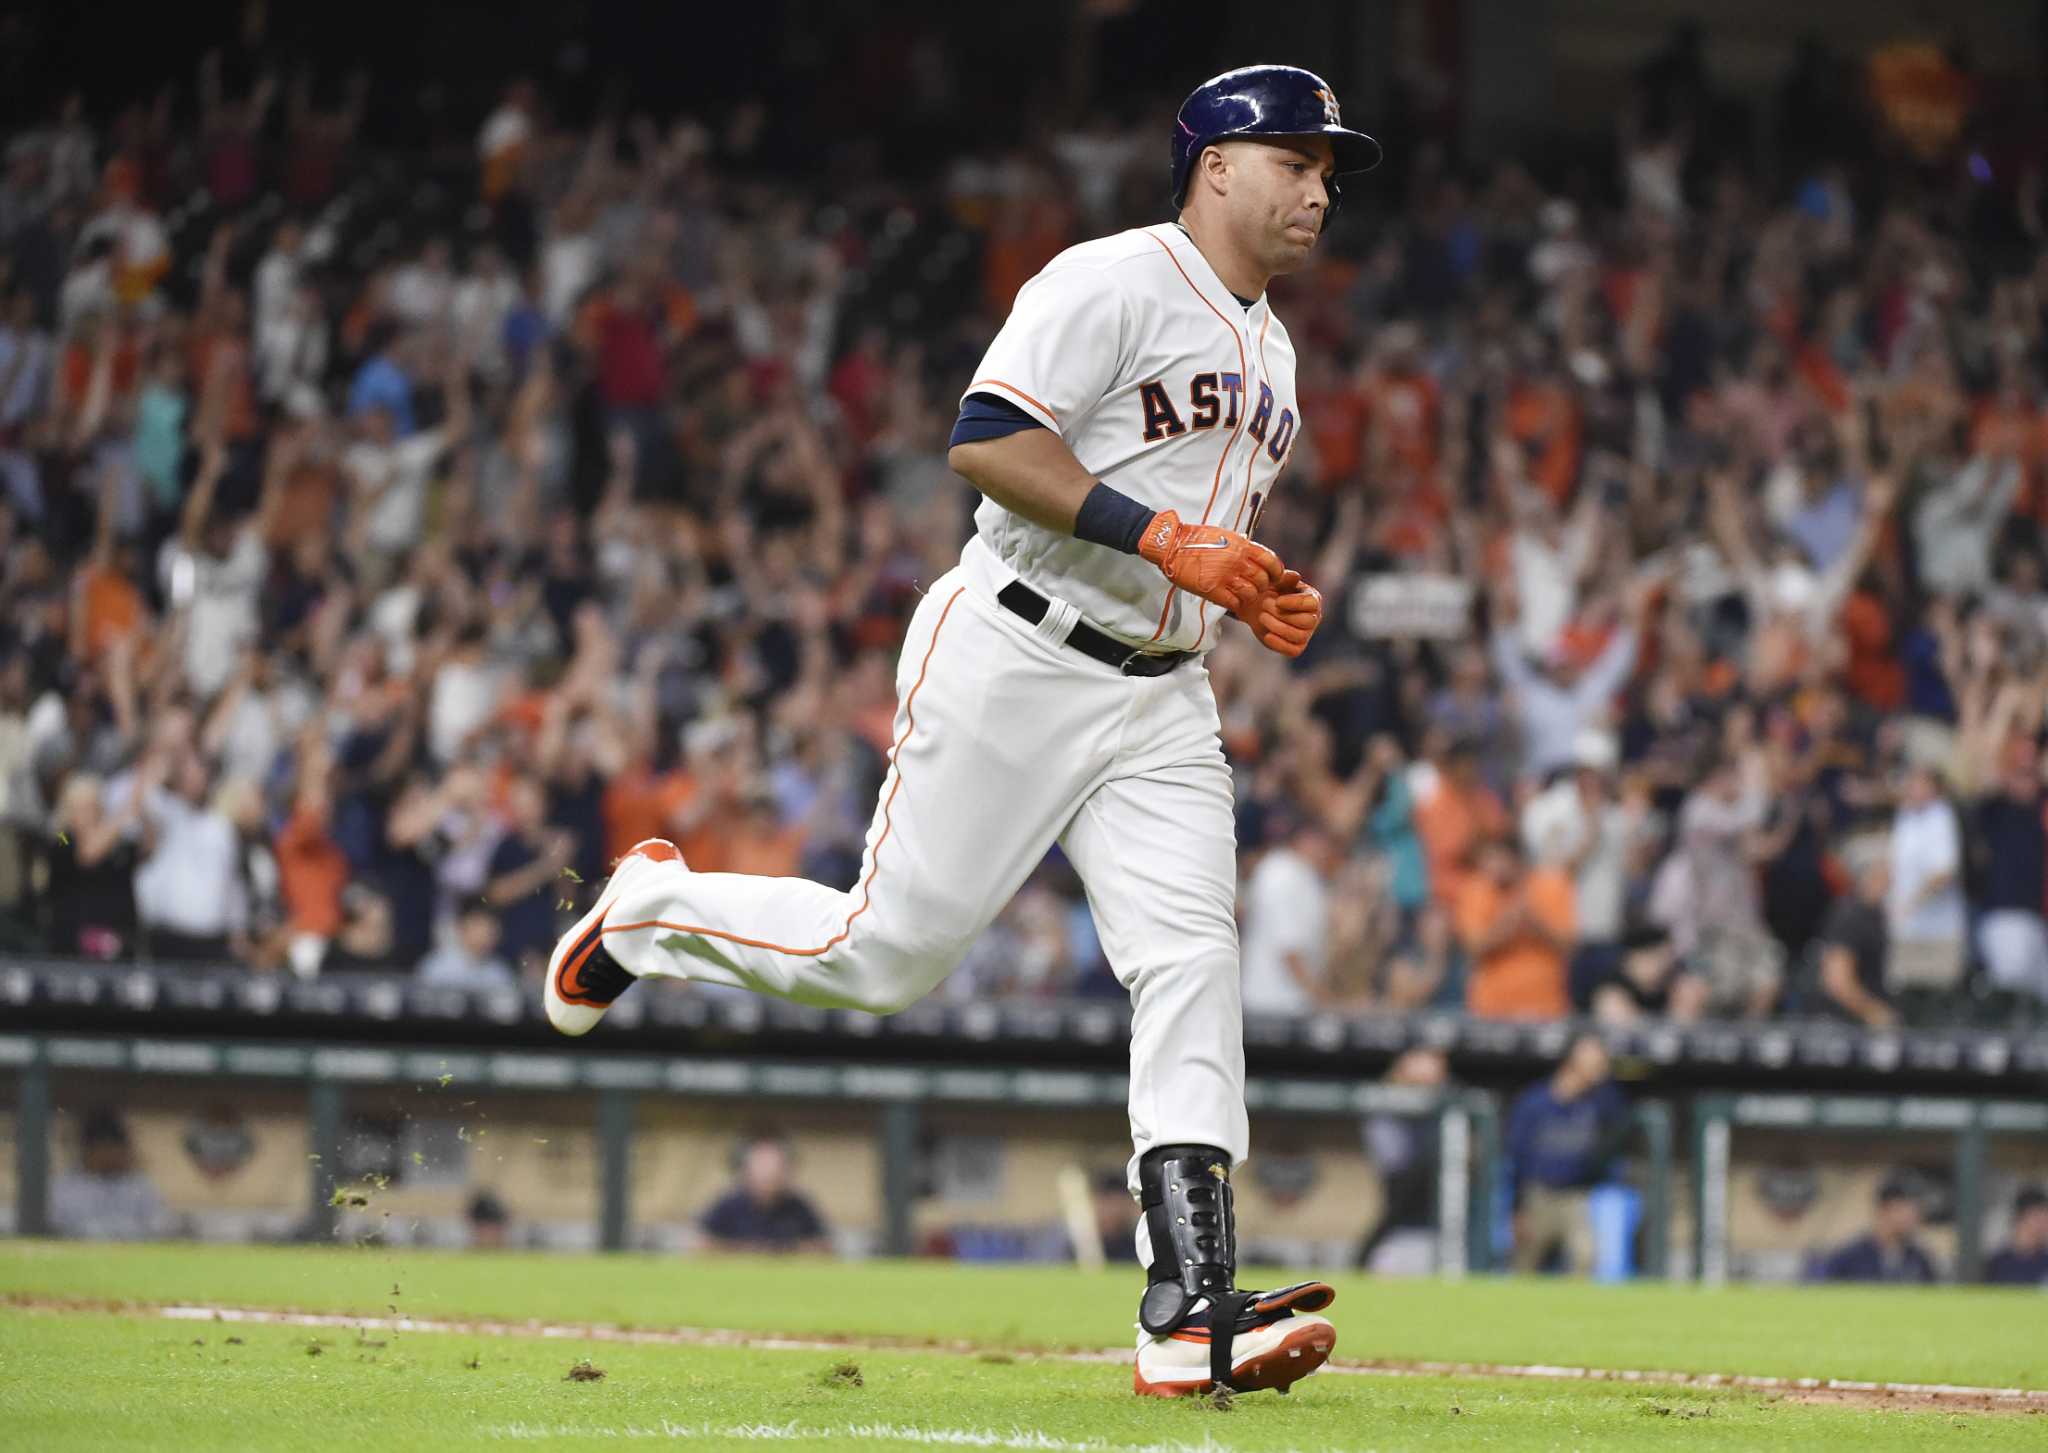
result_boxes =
[4,25,2048,1033]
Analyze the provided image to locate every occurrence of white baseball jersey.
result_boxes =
[564,221,1282,1191]
[960,222,1301,653]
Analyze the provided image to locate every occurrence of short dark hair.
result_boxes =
[1623,922,1671,954]
[1876,1171,1923,1206]
[80,1107,129,1148]
[2015,1185,2048,1218]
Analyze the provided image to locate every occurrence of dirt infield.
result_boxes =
[6,1294,2045,1414]
[1774,1385,2048,1416]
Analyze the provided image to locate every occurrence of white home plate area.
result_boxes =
[148,1304,2048,1413]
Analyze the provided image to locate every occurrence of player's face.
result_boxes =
[1230,137,1336,273]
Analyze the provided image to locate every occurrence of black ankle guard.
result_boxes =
[1138,1143,1249,1389]
[1137,1144,1237,1333]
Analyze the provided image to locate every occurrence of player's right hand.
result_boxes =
[1137,510,1283,615]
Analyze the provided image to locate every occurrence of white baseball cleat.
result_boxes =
[543,838,682,1035]
[1131,1282,1336,1398]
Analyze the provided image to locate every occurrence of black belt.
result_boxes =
[997,581,1193,677]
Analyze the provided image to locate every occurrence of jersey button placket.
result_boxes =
[1231,351,1258,485]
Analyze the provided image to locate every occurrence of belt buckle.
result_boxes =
[1118,648,1148,677]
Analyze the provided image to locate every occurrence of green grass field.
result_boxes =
[3,1241,2045,1451]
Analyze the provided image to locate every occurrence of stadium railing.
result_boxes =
[8,958,2044,1094]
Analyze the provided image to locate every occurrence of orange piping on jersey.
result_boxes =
[581,587,963,962]
[1229,314,1275,534]
[1195,311,1277,650]
[968,378,1060,428]
[1141,228,1250,642]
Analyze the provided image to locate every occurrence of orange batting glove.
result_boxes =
[1137,510,1284,615]
[1238,568,1324,658]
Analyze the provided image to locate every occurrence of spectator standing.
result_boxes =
[1505,480,1601,659]
[1505,1033,1627,1274]
[165,436,278,702]
[1887,763,1968,1002]
[1653,744,1782,1018]
[483,774,577,976]
[130,343,188,525]
[346,322,416,435]
[251,221,304,342]
[425,623,505,768]
[1455,835,1575,1020]
[1811,1174,1938,1284]
[342,349,470,583]
[699,1131,829,1254]
[1521,729,1657,1007]
[452,244,521,384]
[388,238,456,328]
[1240,821,1341,1015]
[1491,569,1657,781]
[1360,736,1430,929]
[0,292,52,440]
[1966,738,2048,1009]
[130,750,247,963]
[40,773,140,958]
[274,772,350,977]
[1426,648,1514,796]
[1913,445,2020,598]
[477,80,536,207]
[1983,1186,2048,1287]
[1812,842,1896,1028]
[1414,734,1508,912]
[254,277,329,410]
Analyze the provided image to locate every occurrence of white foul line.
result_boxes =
[485,1420,1309,1451]
[145,1303,2048,1406]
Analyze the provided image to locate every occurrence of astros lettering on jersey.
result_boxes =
[962,223,1297,653]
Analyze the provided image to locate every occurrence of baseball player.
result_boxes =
[546,64,1380,1397]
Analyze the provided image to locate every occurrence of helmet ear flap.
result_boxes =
[1175,142,1226,210]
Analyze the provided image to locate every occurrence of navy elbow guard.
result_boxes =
[950,393,1046,448]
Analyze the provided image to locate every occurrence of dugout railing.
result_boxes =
[1690,1091,2048,1286]
[0,1032,1505,1272]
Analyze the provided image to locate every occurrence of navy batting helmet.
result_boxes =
[1170,64,1382,213]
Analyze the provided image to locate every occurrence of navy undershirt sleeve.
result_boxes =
[949,392,1047,448]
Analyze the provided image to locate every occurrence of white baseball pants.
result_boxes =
[596,552,1249,1166]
